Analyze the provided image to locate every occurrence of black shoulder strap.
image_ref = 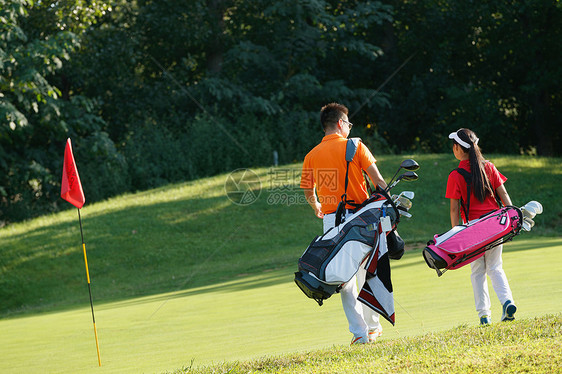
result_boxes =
[335,138,360,226]
[452,167,503,223]
[453,168,471,224]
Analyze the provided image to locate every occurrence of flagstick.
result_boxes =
[77,208,102,367]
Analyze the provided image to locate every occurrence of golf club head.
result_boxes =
[521,217,535,232]
[401,191,415,200]
[396,196,412,210]
[521,208,536,220]
[401,171,419,181]
[523,217,535,228]
[399,210,412,218]
[392,191,415,204]
[387,172,419,192]
[400,159,420,171]
[522,201,543,215]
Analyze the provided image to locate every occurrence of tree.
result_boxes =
[0,0,127,224]
[376,0,561,155]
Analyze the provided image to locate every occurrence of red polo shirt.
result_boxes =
[446,159,507,222]
[300,134,376,214]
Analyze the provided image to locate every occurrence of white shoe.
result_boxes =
[368,327,383,343]
[350,335,369,345]
[501,300,517,322]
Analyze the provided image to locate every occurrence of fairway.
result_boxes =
[1,237,560,374]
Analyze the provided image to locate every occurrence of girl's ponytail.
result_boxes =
[456,129,493,203]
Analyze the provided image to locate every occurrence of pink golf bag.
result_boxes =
[423,206,523,276]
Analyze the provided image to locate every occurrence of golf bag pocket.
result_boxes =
[294,271,340,306]
[387,230,405,260]
[423,206,522,276]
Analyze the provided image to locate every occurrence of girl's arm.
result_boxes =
[449,198,461,227]
[496,184,513,206]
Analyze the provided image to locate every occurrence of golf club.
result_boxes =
[526,201,543,214]
[392,191,415,203]
[386,171,419,192]
[523,217,535,229]
[522,208,536,220]
[521,201,543,220]
[395,196,412,210]
[398,209,412,218]
[387,159,420,189]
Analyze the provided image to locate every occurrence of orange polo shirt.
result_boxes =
[300,134,376,214]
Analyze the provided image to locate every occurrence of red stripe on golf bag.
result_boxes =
[365,243,379,274]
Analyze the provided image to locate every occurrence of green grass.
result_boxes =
[0,154,560,373]
[171,314,562,374]
[0,238,560,373]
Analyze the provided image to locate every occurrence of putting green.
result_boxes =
[1,237,560,373]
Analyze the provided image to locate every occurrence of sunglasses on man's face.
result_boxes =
[342,119,353,129]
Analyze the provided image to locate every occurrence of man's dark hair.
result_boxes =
[320,102,349,131]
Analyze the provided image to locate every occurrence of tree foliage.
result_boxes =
[0,0,560,225]
[0,0,125,223]
[377,0,561,154]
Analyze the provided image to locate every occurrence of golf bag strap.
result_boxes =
[335,138,361,226]
[453,168,471,224]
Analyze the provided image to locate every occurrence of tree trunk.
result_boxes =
[206,0,226,74]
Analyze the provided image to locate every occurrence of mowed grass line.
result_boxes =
[1,237,560,374]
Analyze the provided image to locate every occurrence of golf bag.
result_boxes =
[423,206,522,276]
[294,193,402,324]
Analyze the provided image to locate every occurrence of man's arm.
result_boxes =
[303,188,324,218]
[365,163,388,190]
[449,198,460,227]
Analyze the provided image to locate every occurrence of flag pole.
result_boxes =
[77,208,101,367]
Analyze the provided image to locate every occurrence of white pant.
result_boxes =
[323,212,381,338]
[469,243,514,318]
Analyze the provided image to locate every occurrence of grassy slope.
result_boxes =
[172,314,562,374]
[1,154,559,317]
[0,154,560,373]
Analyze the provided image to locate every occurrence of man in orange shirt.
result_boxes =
[300,102,387,344]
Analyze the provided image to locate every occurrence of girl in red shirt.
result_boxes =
[446,128,517,325]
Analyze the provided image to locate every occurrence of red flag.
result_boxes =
[61,138,85,209]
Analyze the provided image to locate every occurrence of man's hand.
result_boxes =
[304,188,324,219]
[313,202,324,219]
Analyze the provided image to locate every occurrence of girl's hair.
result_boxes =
[454,128,493,203]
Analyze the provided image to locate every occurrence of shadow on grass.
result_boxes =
[104,268,294,315]
[0,185,317,319]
